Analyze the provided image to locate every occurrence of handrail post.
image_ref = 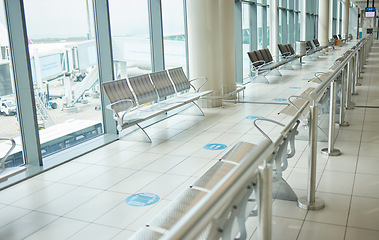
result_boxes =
[339,68,349,126]
[352,52,359,93]
[351,54,358,95]
[258,162,272,240]
[298,103,325,210]
[346,58,354,110]
[322,80,341,156]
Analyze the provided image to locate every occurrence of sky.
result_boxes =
[0,0,185,41]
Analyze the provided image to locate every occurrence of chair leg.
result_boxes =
[251,74,269,84]
[136,123,152,143]
[191,101,205,116]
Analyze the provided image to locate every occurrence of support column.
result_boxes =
[343,2,352,37]
[329,0,333,38]
[187,0,236,108]
[270,0,278,61]
[300,0,307,41]
[318,0,329,47]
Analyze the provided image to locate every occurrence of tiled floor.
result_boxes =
[1,40,379,240]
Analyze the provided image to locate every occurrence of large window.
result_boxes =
[109,0,152,78]
[162,0,186,72]
[23,0,103,160]
[0,2,24,168]
[242,3,252,79]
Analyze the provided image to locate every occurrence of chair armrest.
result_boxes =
[106,99,134,118]
[189,77,208,92]
[0,138,16,169]
[251,60,267,71]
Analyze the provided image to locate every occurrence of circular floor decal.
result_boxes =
[246,116,264,120]
[125,193,160,207]
[203,143,227,150]
[302,78,311,81]
[273,98,287,102]
[289,87,301,89]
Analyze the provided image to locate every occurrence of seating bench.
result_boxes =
[103,67,213,142]
[130,118,301,239]
[247,48,290,83]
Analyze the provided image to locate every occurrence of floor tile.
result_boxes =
[353,173,379,198]
[297,221,345,240]
[24,217,88,240]
[0,211,58,240]
[317,171,355,195]
[67,223,121,240]
[345,227,379,240]
[348,196,379,231]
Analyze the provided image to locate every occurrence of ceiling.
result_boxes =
[351,0,379,9]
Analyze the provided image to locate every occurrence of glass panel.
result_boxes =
[242,3,251,79]
[23,0,103,159]
[257,5,263,49]
[162,0,186,72]
[279,9,282,43]
[267,6,270,47]
[0,2,24,168]
[109,0,152,78]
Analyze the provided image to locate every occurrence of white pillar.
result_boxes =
[318,0,329,47]
[187,0,236,107]
[336,0,341,35]
[300,0,307,41]
[270,0,278,61]
[329,0,333,38]
[342,0,349,37]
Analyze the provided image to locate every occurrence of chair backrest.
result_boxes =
[149,70,176,100]
[103,78,135,105]
[306,41,313,50]
[103,78,135,113]
[167,67,191,93]
[247,51,262,67]
[313,39,320,47]
[128,74,158,105]
[263,49,273,62]
[286,44,295,55]
[278,44,289,56]
[255,50,264,62]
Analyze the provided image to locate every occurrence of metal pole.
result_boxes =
[322,81,341,156]
[353,52,359,93]
[339,68,349,126]
[351,55,357,95]
[258,163,272,240]
[298,103,325,210]
[346,59,354,110]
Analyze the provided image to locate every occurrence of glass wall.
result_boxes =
[0,1,24,168]
[109,0,152,79]
[23,0,103,160]
[242,3,252,79]
[162,0,186,72]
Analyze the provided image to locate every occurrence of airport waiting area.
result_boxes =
[0,34,379,239]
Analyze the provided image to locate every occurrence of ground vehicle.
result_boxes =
[0,100,17,116]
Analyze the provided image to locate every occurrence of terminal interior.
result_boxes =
[0,0,379,239]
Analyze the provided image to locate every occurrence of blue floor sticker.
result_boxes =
[125,193,160,207]
[203,143,227,150]
[246,116,264,120]
[302,78,311,81]
[273,98,287,102]
[289,87,301,89]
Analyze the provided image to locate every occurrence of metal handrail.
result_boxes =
[309,37,369,101]
[160,99,311,240]
[160,138,274,240]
